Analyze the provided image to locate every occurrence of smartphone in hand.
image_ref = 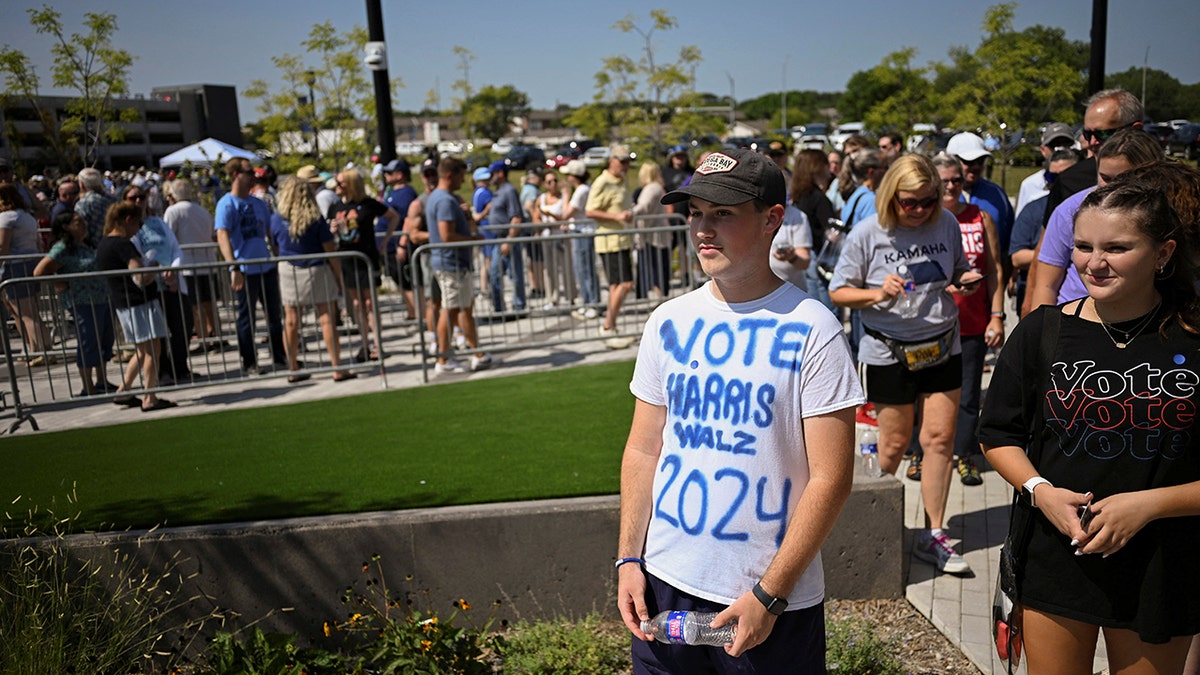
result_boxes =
[1078,503,1094,531]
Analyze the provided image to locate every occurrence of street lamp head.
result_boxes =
[305,70,316,87]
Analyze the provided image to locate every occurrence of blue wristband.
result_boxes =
[615,557,644,569]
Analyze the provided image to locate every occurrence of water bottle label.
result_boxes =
[860,442,878,456]
[664,610,689,645]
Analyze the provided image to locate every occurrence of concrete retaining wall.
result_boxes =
[59,470,901,642]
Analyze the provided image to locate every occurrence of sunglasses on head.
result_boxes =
[1081,123,1134,143]
[896,196,939,212]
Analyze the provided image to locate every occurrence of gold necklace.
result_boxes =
[1095,299,1161,349]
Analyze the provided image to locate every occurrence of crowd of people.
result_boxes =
[616,87,1200,674]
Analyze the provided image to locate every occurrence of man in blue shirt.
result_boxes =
[381,159,418,320]
[215,157,284,375]
[485,160,527,313]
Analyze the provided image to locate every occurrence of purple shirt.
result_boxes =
[1036,187,1093,304]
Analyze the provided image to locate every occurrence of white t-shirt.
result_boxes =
[568,183,592,232]
[769,205,813,291]
[630,281,864,608]
[163,200,217,268]
[1015,169,1048,220]
[0,209,40,255]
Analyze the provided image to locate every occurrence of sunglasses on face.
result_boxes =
[127,194,146,202]
[943,176,964,185]
[956,156,986,168]
[1081,123,1134,143]
[896,196,939,212]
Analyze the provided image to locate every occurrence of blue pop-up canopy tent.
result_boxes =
[158,137,256,168]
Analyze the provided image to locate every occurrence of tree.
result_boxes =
[593,9,706,150]
[461,84,530,143]
[838,48,937,133]
[1106,67,1195,121]
[561,103,612,142]
[246,21,403,167]
[938,4,1085,135]
[0,5,137,170]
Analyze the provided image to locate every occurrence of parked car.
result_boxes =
[491,139,515,155]
[1168,119,1191,129]
[436,140,465,156]
[796,134,829,151]
[544,139,599,169]
[396,140,426,156]
[502,144,546,170]
[790,123,829,141]
[829,122,865,151]
[1166,123,1200,160]
[582,146,611,167]
[721,136,772,152]
[1144,123,1174,148]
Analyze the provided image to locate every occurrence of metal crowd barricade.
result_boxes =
[411,214,692,382]
[0,250,384,433]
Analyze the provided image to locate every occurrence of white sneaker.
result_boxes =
[571,307,588,321]
[914,531,972,575]
[469,354,493,371]
[454,334,467,350]
[434,359,467,374]
[583,307,599,319]
[598,324,616,338]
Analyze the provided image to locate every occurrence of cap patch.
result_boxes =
[694,153,738,175]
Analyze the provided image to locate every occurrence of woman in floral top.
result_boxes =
[34,212,115,396]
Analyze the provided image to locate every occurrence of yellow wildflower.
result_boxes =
[421,639,433,652]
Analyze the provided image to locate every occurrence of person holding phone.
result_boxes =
[830,154,983,576]
[933,153,1005,486]
[979,168,1200,673]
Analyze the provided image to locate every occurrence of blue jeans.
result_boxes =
[572,237,600,306]
[955,333,987,459]
[488,241,526,311]
[804,267,839,319]
[72,302,113,368]
[236,269,285,369]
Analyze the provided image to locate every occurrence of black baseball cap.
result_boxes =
[660,148,786,208]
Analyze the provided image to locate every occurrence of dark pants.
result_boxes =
[235,269,285,369]
[631,573,826,674]
[954,333,987,459]
[636,245,673,298]
[159,288,194,380]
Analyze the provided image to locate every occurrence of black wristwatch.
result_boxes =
[752,582,788,615]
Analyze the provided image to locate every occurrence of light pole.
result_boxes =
[781,56,789,131]
[305,70,319,158]
[726,72,735,130]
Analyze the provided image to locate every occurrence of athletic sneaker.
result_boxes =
[905,454,922,481]
[434,359,467,375]
[469,354,493,372]
[957,456,983,486]
[915,531,972,575]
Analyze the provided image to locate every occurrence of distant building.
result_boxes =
[0,83,241,174]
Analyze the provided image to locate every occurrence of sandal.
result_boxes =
[141,399,178,413]
[333,372,358,382]
[287,373,312,384]
[113,396,141,407]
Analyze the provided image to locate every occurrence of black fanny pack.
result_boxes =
[864,325,955,371]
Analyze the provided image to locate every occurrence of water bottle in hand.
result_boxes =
[896,264,917,318]
[641,610,735,646]
[859,428,882,478]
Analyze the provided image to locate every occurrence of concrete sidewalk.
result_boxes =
[901,460,1109,675]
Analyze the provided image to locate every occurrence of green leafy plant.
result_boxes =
[328,554,501,674]
[499,612,629,674]
[202,627,350,674]
[0,490,213,674]
[825,614,905,675]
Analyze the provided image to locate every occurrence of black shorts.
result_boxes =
[631,572,825,674]
[600,250,634,285]
[187,272,220,303]
[342,257,380,294]
[862,353,962,405]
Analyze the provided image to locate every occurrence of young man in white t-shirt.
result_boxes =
[616,148,863,673]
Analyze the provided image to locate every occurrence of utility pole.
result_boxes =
[781,56,789,131]
[365,0,396,164]
[305,70,319,158]
[1088,0,1107,95]
[726,72,735,131]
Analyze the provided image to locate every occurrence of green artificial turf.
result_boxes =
[2,361,636,533]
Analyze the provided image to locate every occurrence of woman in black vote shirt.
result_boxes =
[328,168,400,362]
[979,168,1200,673]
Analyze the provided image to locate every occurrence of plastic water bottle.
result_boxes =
[896,264,917,318]
[859,428,883,478]
[640,610,735,646]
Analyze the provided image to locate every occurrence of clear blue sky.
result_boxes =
[3,0,1198,124]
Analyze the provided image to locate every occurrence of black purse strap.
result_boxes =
[1007,306,1062,585]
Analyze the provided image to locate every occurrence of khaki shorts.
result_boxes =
[434,269,475,309]
[279,261,339,307]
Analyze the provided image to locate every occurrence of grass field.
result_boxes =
[3,361,637,533]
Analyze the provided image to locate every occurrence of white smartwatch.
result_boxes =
[1022,476,1052,508]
